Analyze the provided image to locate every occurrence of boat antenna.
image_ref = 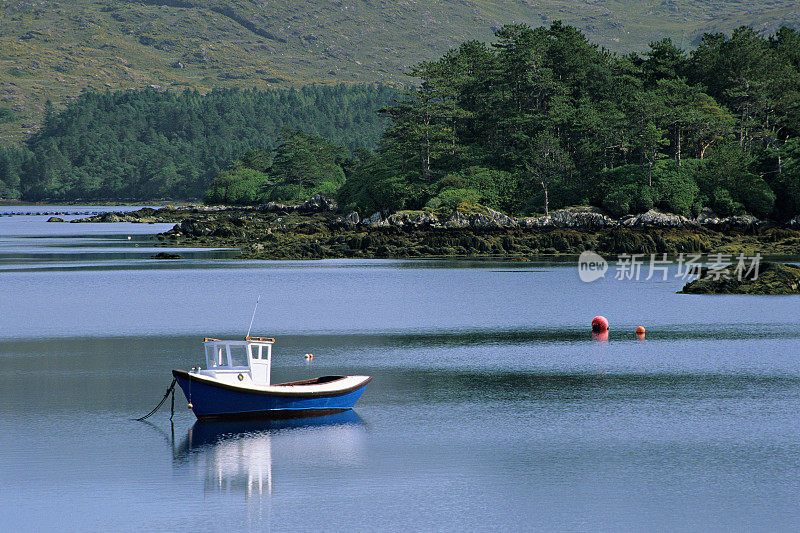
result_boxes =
[246,295,261,339]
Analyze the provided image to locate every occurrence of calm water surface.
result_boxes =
[1,208,800,531]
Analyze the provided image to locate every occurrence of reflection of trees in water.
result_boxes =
[173,412,366,498]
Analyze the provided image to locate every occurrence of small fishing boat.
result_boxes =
[173,337,371,420]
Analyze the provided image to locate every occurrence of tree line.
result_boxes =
[0,84,396,200]
[204,130,351,205]
[337,23,800,221]
[3,23,800,223]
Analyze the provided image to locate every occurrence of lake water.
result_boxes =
[1,208,800,531]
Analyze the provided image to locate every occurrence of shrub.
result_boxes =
[631,185,657,213]
[437,166,515,211]
[741,179,776,219]
[602,185,636,217]
[267,184,299,203]
[203,167,269,205]
[655,169,699,216]
[434,188,482,209]
[712,187,742,217]
[699,143,773,217]
[306,179,340,198]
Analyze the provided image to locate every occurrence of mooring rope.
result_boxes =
[134,378,177,421]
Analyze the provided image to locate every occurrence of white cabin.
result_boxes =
[193,337,274,386]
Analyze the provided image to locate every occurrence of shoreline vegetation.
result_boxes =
[69,203,800,260]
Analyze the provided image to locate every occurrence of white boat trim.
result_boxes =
[186,371,372,394]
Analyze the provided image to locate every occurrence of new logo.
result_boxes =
[578,251,608,282]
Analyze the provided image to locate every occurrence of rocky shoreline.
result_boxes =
[66,198,800,259]
[679,262,800,295]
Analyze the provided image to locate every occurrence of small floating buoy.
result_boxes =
[636,326,646,340]
[591,316,609,332]
[304,353,313,360]
[187,402,193,409]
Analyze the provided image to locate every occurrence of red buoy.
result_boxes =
[591,316,609,332]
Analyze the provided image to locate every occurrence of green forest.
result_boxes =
[0,84,395,200]
[204,130,351,205]
[3,22,800,223]
[336,23,800,221]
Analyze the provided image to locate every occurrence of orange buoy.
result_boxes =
[591,316,609,332]
[187,402,193,409]
[304,353,313,360]
[636,326,646,340]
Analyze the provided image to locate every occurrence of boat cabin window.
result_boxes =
[215,346,227,367]
[206,344,253,368]
[251,345,262,360]
[204,342,268,368]
[205,344,230,368]
[229,345,248,367]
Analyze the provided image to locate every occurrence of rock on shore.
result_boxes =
[696,208,762,231]
[679,262,800,295]
[355,206,769,232]
[151,252,184,260]
[70,202,793,233]
[259,194,338,214]
[71,208,165,223]
[68,201,800,260]
[622,209,697,228]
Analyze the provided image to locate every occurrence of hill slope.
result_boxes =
[1,0,799,142]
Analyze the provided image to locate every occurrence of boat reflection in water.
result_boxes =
[175,411,366,497]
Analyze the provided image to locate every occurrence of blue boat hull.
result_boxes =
[173,370,370,420]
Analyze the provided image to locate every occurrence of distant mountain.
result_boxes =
[1,0,798,142]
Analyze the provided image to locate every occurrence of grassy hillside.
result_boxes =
[1,0,799,143]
